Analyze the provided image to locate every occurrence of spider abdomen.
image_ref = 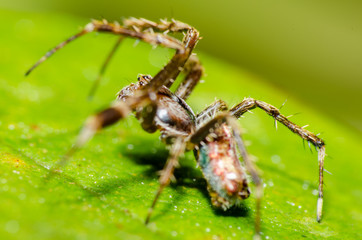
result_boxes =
[196,124,250,210]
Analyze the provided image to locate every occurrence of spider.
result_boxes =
[26,18,326,239]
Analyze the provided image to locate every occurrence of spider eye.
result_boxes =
[137,74,152,82]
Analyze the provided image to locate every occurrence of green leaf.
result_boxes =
[0,9,361,240]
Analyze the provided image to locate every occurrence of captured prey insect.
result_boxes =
[26,18,326,239]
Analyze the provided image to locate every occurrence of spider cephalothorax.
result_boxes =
[117,74,197,139]
[26,17,326,239]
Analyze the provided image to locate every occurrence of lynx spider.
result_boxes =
[26,18,326,239]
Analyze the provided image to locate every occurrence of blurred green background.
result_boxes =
[1,0,362,134]
[1,1,362,239]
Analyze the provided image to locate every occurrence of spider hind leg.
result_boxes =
[230,97,326,222]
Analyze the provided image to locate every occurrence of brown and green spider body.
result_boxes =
[26,18,326,239]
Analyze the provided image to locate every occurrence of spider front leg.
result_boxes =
[88,18,196,99]
[92,19,202,100]
[230,98,326,222]
[25,20,183,76]
[25,19,200,95]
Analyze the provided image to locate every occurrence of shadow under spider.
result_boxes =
[120,142,205,187]
[120,139,250,218]
[212,205,249,217]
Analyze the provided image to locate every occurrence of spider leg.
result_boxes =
[142,28,199,94]
[123,17,193,33]
[227,118,263,239]
[88,18,197,98]
[145,137,186,224]
[86,18,196,99]
[174,55,204,100]
[230,98,326,222]
[46,100,132,178]
[125,19,202,99]
[123,18,203,94]
[189,112,229,146]
[25,29,88,76]
[88,36,124,99]
[195,99,228,125]
[81,17,195,99]
[26,20,200,101]
[26,19,192,76]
